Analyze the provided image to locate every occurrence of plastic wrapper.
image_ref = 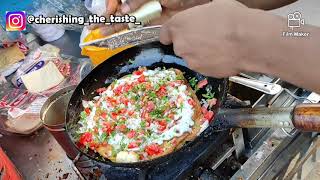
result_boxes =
[0,55,93,135]
[11,44,61,87]
[0,26,29,54]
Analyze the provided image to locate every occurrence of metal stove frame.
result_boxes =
[208,74,320,180]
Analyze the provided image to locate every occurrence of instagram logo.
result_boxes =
[6,11,27,31]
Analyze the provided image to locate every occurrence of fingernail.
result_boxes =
[121,3,131,14]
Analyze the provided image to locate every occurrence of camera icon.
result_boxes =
[6,11,26,31]
[287,11,305,30]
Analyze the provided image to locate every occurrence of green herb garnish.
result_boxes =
[128,59,134,64]
[189,77,198,89]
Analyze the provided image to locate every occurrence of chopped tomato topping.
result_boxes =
[96,87,107,94]
[118,108,127,114]
[89,142,98,150]
[128,142,139,149]
[116,124,127,132]
[94,128,99,133]
[146,101,155,112]
[157,86,167,96]
[79,132,93,145]
[201,104,209,114]
[128,110,135,116]
[157,120,167,131]
[138,75,146,83]
[127,130,136,139]
[103,122,114,135]
[145,83,152,90]
[123,84,133,92]
[197,79,208,89]
[168,113,175,119]
[120,97,129,106]
[111,112,118,119]
[114,85,123,95]
[133,70,143,76]
[146,121,151,127]
[145,144,163,156]
[101,112,107,119]
[188,99,196,107]
[84,108,91,115]
[204,110,214,122]
[106,97,117,105]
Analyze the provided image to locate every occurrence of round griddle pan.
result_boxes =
[66,42,229,168]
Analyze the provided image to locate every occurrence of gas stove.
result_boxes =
[61,73,319,180]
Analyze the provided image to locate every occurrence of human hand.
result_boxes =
[89,0,211,36]
[160,0,282,78]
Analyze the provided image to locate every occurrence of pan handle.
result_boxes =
[216,107,295,129]
[216,104,320,131]
[292,104,320,131]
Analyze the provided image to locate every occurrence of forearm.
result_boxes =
[242,11,320,93]
[237,0,298,10]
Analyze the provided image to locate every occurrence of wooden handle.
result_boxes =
[292,104,320,131]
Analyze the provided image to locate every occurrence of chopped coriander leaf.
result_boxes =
[189,77,198,89]
[149,91,157,98]
[140,121,146,128]
[100,132,108,142]
[80,111,87,119]
[202,90,215,99]
[120,141,127,150]
[154,84,160,91]
[128,59,134,64]
[110,131,116,138]
[165,117,171,122]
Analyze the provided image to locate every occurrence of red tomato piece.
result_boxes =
[79,132,93,145]
[128,142,139,149]
[201,105,208,115]
[133,70,143,76]
[197,79,208,89]
[111,112,118,119]
[157,86,167,96]
[84,108,91,115]
[127,130,136,138]
[128,110,135,116]
[168,113,175,119]
[146,101,155,112]
[101,112,107,119]
[123,84,133,92]
[96,87,107,94]
[157,120,167,131]
[118,109,127,114]
[188,99,195,107]
[116,124,127,132]
[138,75,146,83]
[114,85,123,95]
[145,144,163,156]
[103,122,114,135]
[204,110,214,122]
